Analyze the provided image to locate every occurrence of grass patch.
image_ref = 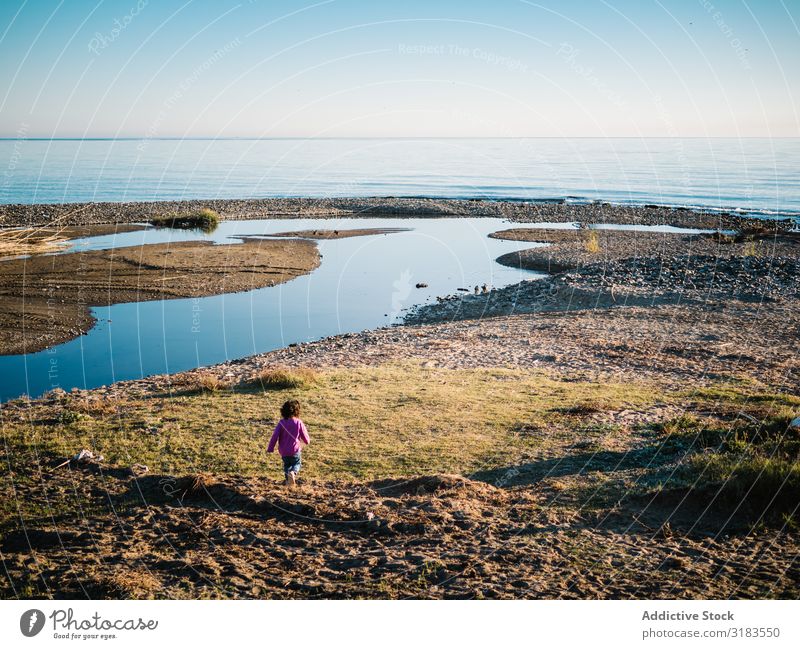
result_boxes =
[150,208,220,233]
[742,240,764,257]
[0,363,659,486]
[584,230,600,254]
[688,453,799,517]
[169,372,231,394]
[2,366,798,536]
[0,227,66,257]
[194,373,228,393]
[653,404,800,520]
[553,399,603,416]
[250,366,318,391]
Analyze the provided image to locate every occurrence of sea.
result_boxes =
[1,137,798,219]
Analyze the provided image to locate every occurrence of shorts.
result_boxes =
[282,453,302,476]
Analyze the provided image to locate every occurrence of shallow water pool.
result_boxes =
[0,218,543,400]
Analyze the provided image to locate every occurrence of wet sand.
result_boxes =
[0,237,320,355]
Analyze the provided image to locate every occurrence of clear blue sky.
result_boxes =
[0,0,797,137]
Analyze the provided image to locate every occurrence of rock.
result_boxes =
[415,282,428,288]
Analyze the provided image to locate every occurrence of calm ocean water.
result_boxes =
[1,138,798,218]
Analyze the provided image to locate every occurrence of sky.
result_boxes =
[0,0,798,138]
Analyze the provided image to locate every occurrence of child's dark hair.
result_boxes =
[281,399,301,419]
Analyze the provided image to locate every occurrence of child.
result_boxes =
[267,399,310,486]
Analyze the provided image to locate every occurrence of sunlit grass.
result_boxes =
[1,362,660,481]
[150,207,220,233]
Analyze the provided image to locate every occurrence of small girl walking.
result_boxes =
[267,399,310,486]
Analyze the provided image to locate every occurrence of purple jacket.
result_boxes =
[267,417,310,457]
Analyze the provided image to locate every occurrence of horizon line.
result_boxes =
[1,135,798,141]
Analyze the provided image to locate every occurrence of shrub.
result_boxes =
[150,208,220,233]
[657,414,703,437]
[58,409,84,425]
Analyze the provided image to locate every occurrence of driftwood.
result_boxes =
[53,449,104,470]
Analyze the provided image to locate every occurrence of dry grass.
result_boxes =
[2,361,794,498]
[0,363,661,481]
[252,366,318,390]
[198,373,226,393]
[742,240,763,257]
[0,228,67,258]
[150,208,220,233]
[179,372,229,393]
[584,230,601,254]
[177,472,216,497]
[64,394,119,417]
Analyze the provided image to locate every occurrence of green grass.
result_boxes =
[688,453,800,513]
[0,363,659,482]
[654,404,800,519]
[150,207,220,233]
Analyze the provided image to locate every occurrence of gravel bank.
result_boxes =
[1,197,793,230]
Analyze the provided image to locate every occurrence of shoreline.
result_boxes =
[0,237,321,356]
[1,196,797,231]
[0,202,798,382]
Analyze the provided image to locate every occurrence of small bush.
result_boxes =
[193,373,226,393]
[150,208,220,233]
[584,231,600,254]
[253,367,318,391]
[67,396,118,417]
[657,414,703,437]
[58,409,84,425]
